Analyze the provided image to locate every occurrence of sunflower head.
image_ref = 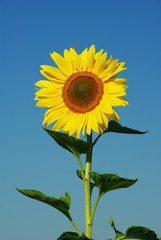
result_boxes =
[35,45,128,138]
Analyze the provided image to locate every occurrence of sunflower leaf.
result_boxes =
[16,188,72,221]
[57,232,80,240]
[123,226,159,240]
[57,232,94,240]
[104,120,148,134]
[80,233,94,240]
[109,218,159,240]
[43,127,90,158]
[90,172,138,196]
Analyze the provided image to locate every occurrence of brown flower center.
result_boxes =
[62,72,104,113]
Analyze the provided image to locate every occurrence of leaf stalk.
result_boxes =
[70,219,80,235]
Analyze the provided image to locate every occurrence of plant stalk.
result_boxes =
[84,132,93,238]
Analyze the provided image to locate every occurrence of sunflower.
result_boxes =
[35,45,128,138]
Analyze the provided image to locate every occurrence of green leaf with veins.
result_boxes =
[57,232,94,240]
[16,188,72,221]
[90,172,138,196]
[123,226,158,240]
[105,121,148,135]
[110,218,159,240]
[43,128,90,159]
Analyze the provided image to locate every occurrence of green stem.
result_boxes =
[90,192,102,226]
[70,219,80,235]
[84,133,93,238]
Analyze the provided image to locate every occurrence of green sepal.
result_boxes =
[16,188,72,221]
[57,232,94,240]
[110,218,159,240]
[77,170,96,193]
[43,127,90,159]
[90,172,138,196]
[104,120,148,135]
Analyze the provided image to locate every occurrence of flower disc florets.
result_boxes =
[63,72,104,113]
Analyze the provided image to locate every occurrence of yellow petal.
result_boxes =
[101,111,108,129]
[99,59,119,78]
[118,96,129,106]
[69,48,81,72]
[51,110,75,131]
[93,52,107,75]
[40,70,66,83]
[52,120,66,132]
[102,67,127,82]
[40,65,66,80]
[100,97,114,114]
[35,88,62,97]
[107,110,120,121]
[80,48,88,71]
[105,82,128,94]
[87,45,95,71]
[91,113,100,133]
[46,108,69,128]
[113,78,127,84]
[93,106,103,124]
[104,95,128,107]
[70,117,83,137]
[86,112,92,135]
[98,120,108,134]
[35,80,57,88]
[104,55,113,67]
[94,49,103,60]
[50,51,73,77]
[63,113,82,136]
[64,49,72,63]
[36,96,64,108]
[75,116,85,138]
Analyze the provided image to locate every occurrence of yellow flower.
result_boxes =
[35,45,128,138]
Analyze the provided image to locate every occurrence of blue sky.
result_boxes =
[0,0,161,239]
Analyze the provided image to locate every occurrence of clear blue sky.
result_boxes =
[0,0,161,239]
